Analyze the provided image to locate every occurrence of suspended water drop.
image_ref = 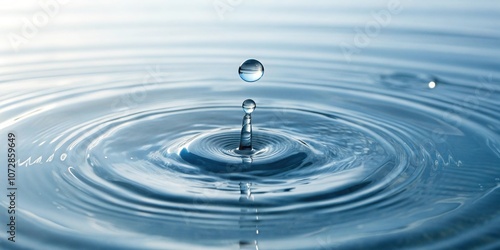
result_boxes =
[239,59,264,82]
[242,99,256,114]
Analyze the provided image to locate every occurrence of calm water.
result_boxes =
[1,1,500,249]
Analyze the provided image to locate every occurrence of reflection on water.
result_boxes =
[1,0,500,249]
[239,183,259,250]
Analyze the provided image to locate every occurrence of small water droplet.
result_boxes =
[428,80,437,89]
[239,59,264,82]
[242,99,256,114]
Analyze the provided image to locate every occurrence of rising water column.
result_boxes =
[239,99,256,151]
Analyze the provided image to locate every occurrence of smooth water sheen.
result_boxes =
[1,1,500,249]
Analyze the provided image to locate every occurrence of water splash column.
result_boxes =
[239,99,256,151]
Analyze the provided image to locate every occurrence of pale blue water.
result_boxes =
[1,1,500,249]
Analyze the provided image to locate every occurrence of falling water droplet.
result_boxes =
[242,99,256,114]
[239,59,264,82]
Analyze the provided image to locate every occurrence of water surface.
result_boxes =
[1,1,499,249]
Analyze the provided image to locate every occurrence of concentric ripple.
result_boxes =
[2,1,500,249]
[4,72,500,249]
[176,128,311,178]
